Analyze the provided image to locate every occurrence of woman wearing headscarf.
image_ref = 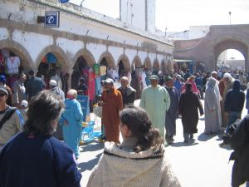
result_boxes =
[219,72,234,127]
[87,106,181,187]
[204,77,222,134]
[179,83,203,143]
[181,75,200,96]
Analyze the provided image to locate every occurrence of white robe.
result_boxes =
[204,78,222,133]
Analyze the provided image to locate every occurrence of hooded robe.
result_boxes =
[87,141,181,187]
[204,77,222,134]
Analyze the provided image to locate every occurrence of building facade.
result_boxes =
[0,0,174,90]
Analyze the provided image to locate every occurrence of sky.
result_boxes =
[69,0,249,59]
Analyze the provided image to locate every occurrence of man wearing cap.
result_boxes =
[118,76,136,107]
[101,78,123,142]
[0,74,13,106]
[49,79,65,101]
[140,75,170,138]
[0,86,22,149]
[49,79,65,140]
[164,76,179,144]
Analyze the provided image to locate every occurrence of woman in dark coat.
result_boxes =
[0,91,81,187]
[229,115,249,187]
[179,83,203,143]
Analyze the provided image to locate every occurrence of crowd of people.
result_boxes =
[0,65,249,186]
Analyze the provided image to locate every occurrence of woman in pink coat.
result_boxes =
[181,75,200,96]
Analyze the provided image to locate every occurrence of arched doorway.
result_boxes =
[71,56,90,90]
[117,54,130,78]
[98,52,116,80]
[153,59,160,74]
[0,40,34,89]
[131,56,143,99]
[217,49,246,83]
[36,46,69,92]
[217,49,245,71]
[71,49,95,90]
[215,40,248,71]
[144,57,152,72]
[161,60,167,75]
[0,48,33,89]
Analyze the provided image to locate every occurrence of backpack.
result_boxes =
[0,107,16,130]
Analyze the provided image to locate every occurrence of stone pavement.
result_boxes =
[78,100,248,187]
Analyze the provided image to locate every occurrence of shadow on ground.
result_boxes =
[80,142,104,152]
[198,133,216,141]
[170,140,199,147]
[219,143,232,150]
[78,152,102,172]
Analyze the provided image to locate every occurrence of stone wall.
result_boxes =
[174,24,249,72]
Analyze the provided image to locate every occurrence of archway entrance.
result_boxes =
[215,40,248,72]
[153,60,160,74]
[38,52,68,92]
[144,57,152,72]
[217,49,246,84]
[71,56,91,90]
[0,48,32,88]
[161,60,167,75]
[217,49,245,71]
[117,55,130,78]
[98,52,116,80]
[131,56,143,99]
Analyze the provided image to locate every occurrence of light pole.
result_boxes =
[228,11,232,24]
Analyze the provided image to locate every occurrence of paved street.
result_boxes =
[78,100,247,187]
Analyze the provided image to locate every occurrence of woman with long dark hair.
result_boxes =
[87,106,181,187]
[0,90,81,187]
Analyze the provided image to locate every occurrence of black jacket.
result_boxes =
[224,80,245,113]
[229,115,249,187]
[118,86,136,106]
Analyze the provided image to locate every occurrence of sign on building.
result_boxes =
[45,11,60,28]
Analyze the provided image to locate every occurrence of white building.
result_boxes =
[0,0,174,90]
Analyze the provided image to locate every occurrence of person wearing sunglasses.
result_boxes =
[0,86,22,150]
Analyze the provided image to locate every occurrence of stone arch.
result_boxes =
[71,49,96,89]
[35,45,70,73]
[98,51,115,69]
[132,56,142,70]
[73,48,95,67]
[0,39,34,71]
[214,40,248,70]
[117,54,131,77]
[144,57,152,70]
[153,59,160,72]
[161,59,167,74]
